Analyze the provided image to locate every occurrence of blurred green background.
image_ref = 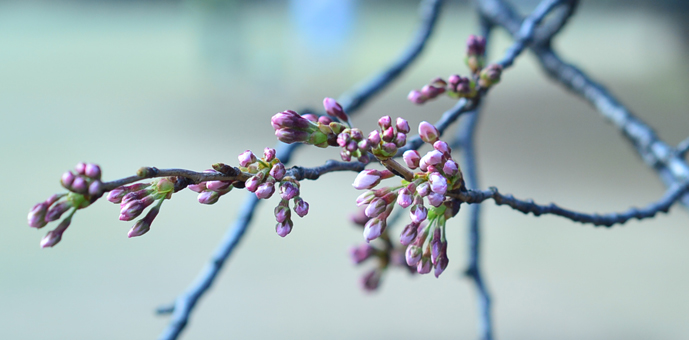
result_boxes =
[1,0,689,339]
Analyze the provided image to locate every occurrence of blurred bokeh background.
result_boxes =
[2,0,689,339]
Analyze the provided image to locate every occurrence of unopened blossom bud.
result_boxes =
[419,121,439,144]
[318,116,333,126]
[378,116,392,130]
[275,219,293,237]
[357,139,370,153]
[434,255,449,278]
[350,129,363,141]
[245,175,261,192]
[358,154,370,164]
[416,182,431,197]
[61,171,75,188]
[456,77,472,95]
[399,223,419,246]
[356,190,376,206]
[421,85,445,98]
[394,132,407,148]
[122,189,152,205]
[280,181,299,200]
[422,150,444,166]
[466,35,486,56]
[271,110,310,130]
[45,201,71,222]
[365,198,387,218]
[363,217,385,242]
[397,188,413,208]
[74,162,86,175]
[206,181,231,192]
[340,150,352,162]
[346,141,358,152]
[275,129,310,144]
[410,204,428,223]
[260,147,275,162]
[293,197,309,217]
[430,228,442,263]
[128,205,160,238]
[352,169,382,190]
[361,269,381,292]
[274,204,291,223]
[187,182,206,193]
[40,217,71,248]
[302,113,318,122]
[381,143,397,157]
[427,192,444,207]
[419,159,429,172]
[443,160,458,176]
[238,150,257,168]
[396,117,410,134]
[107,183,149,203]
[403,150,420,169]
[84,163,101,179]
[448,74,461,87]
[269,163,286,181]
[429,172,448,195]
[407,90,426,104]
[198,191,220,204]
[119,196,154,221]
[479,64,503,88]
[382,127,395,143]
[368,130,381,146]
[350,244,374,264]
[88,180,103,197]
[405,245,422,266]
[323,97,348,123]
[417,256,432,274]
[255,182,275,199]
[337,133,350,147]
[71,177,88,194]
[28,202,49,229]
[433,141,451,156]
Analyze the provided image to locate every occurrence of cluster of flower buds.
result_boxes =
[478,63,502,88]
[351,120,462,277]
[28,162,105,248]
[367,116,410,160]
[271,99,351,149]
[273,176,309,237]
[187,168,235,205]
[465,34,486,74]
[107,177,175,238]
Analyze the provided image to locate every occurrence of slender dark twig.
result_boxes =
[455,183,689,227]
[156,1,445,339]
[676,136,689,159]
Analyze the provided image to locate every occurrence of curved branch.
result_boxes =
[455,183,689,227]
[100,167,250,192]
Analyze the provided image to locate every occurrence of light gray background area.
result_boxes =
[1,1,688,339]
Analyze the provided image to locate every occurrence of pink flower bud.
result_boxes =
[275,219,293,237]
[271,110,311,131]
[467,34,486,56]
[71,177,88,194]
[302,114,318,122]
[382,127,395,143]
[350,129,363,141]
[263,147,276,162]
[410,204,427,224]
[361,269,381,292]
[422,150,444,166]
[187,183,206,193]
[434,255,449,278]
[28,202,49,229]
[318,116,333,125]
[88,180,102,197]
[417,256,432,274]
[340,150,352,162]
[45,201,71,222]
[397,188,413,208]
[238,150,257,168]
[119,196,154,221]
[274,204,291,223]
[356,190,376,206]
[255,182,275,199]
[357,139,370,152]
[107,183,149,203]
[405,245,422,266]
[269,163,286,181]
[74,162,86,175]
[448,74,461,87]
[399,223,419,246]
[346,141,358,152]
[381,142,397,157]
[407,90,426,104]
[396,118,410,134]
[323,97,348,123]
[443,160,458,176]
[378,115,392,130]
[430,228,442,263]
[427,192,444,207]
[363,217,385,242]
[403,150,420,169]
[419,121,439,144]
[429,172,448,195]
[61,171,75,188]
[275,129,310,144]
[293,197,309,217]
[245,175,261,192]
[358,154,371,164]
[207,181,231,192]
[280,181,299,200]
[368,130,381,145]
[128,206,159,238]
[365,198,387,218]
[84,163,101,179]
[337,133,350,147]
[416,182,431,197]
[433,140,451,156]
[352,169,382,190]
[350,244,374,264]
[122,189,151,205]
[395,132,407,147]
[197,191,220,205]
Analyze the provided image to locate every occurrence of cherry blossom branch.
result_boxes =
[155,1,445,339]
[454,183,689,227]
